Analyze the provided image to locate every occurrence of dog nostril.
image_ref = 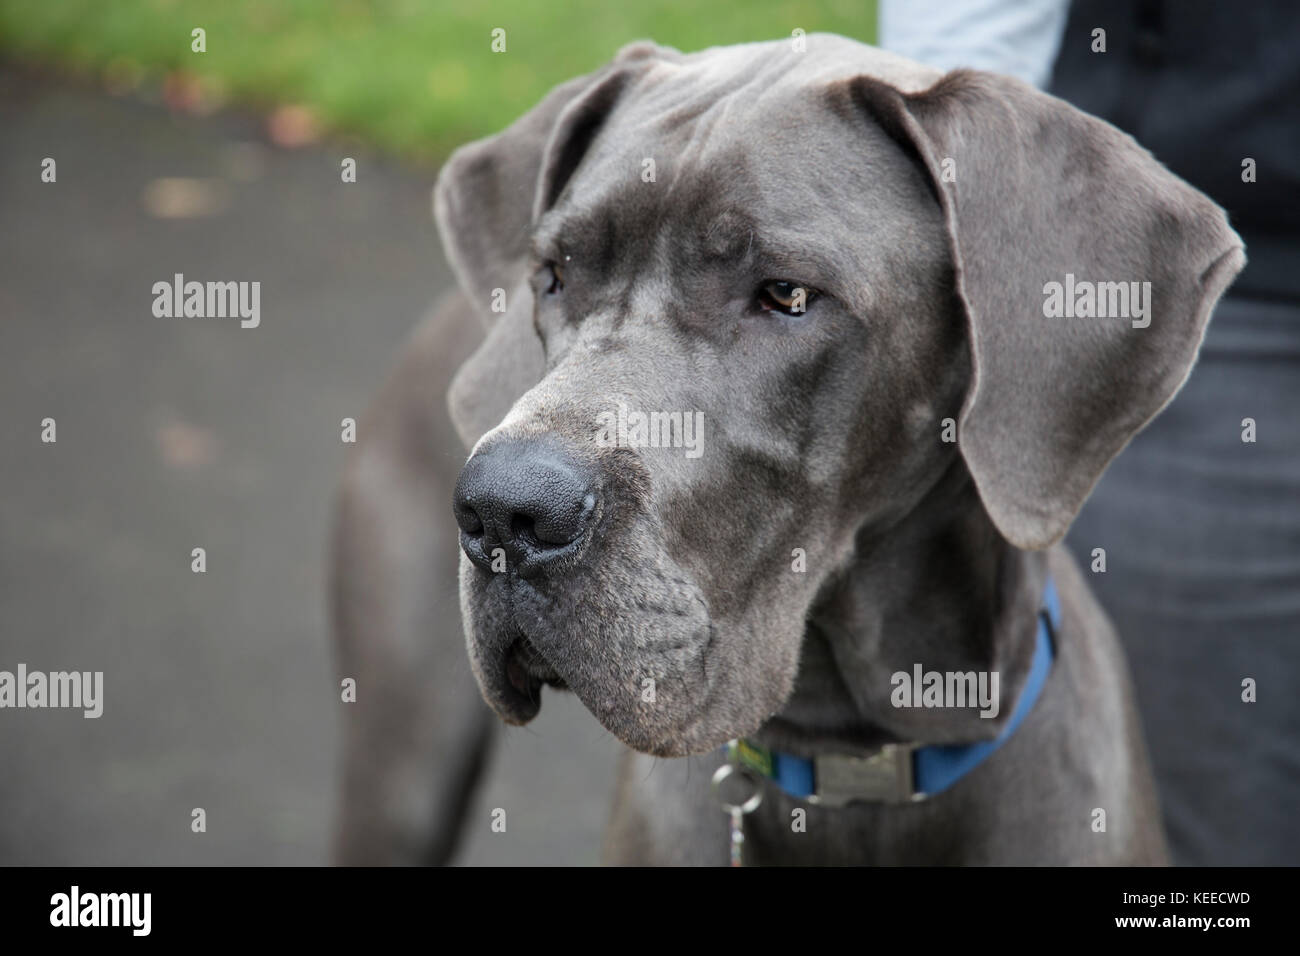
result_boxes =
[510,513,539,545]
[454,502,484,536]
[528,487,597,548]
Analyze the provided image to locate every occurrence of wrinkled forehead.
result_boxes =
[535,53,947,302]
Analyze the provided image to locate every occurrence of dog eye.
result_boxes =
[543,259,566,295]
[758,280,814,316]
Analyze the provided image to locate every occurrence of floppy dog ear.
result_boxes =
[447,279,545,449]
[433,42,672,327]
[851,70,1244,550]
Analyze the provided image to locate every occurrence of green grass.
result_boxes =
[0,0,877,162]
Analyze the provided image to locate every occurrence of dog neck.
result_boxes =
[756,460,1048,757]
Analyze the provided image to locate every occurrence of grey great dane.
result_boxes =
[332,35,1243,865]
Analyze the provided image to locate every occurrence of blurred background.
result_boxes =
[0,0,877,865]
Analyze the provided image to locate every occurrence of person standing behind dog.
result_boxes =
[881,0,1300,865]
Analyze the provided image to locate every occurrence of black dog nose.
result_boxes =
[453,439,597,577]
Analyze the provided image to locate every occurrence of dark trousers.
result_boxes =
[1066,293,1300,865]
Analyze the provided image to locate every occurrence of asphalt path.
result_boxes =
[0,69,619,865]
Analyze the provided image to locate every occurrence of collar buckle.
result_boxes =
[810,742,921,806]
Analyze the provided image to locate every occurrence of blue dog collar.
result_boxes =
[729,576,1060,805]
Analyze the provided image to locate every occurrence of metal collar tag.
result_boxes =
[810,743,920,806]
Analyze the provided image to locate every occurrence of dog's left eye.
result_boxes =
[758,280,814,316]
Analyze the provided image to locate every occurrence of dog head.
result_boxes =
[437,36,1242,756]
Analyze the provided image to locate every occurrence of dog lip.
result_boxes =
[504,652,533,696]
[497,652,542,723]
[504,636,567,691]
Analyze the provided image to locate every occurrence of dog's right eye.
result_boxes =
[757,280,814,316]
[542,259,565,295]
